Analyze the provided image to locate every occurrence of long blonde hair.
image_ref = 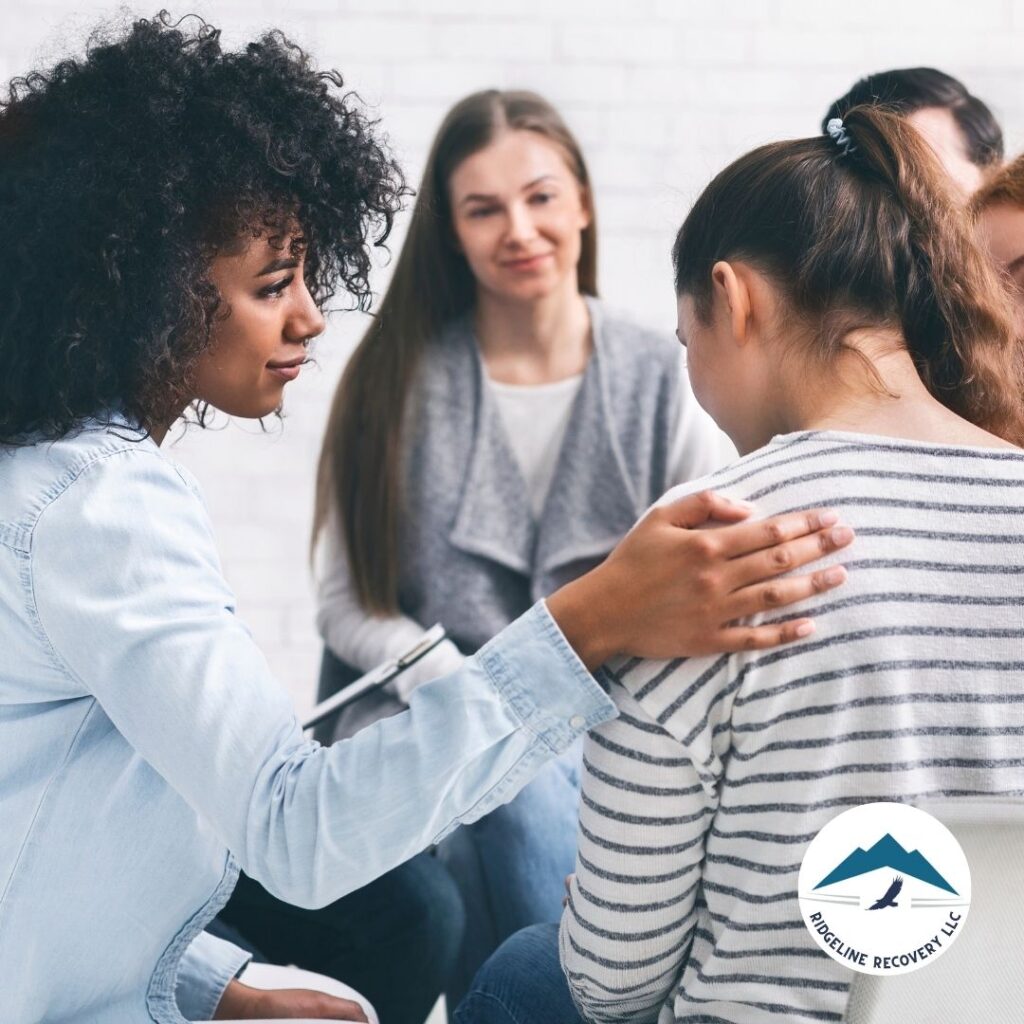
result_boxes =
[312,90,598,612]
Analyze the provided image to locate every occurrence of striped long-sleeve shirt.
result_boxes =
[560,429,1024,1024]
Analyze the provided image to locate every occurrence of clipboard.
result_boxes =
[302,624,448,733]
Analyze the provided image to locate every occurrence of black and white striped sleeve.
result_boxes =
[559,681,716,1023]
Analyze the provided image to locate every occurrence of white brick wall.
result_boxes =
[4,1,1022,714]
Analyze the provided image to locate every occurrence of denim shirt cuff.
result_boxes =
[175,930,252,1022]
[476,600,617,753]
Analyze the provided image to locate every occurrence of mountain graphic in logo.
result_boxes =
[813,833,957,894]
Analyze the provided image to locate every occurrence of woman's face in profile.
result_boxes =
[192,233,326,419]
[676,293,744,444]
[676,268,780,456]
[448,129,590,304]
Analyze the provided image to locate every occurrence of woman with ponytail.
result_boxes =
[458,106,1024,1024]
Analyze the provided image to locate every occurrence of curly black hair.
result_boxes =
[0,11,405,443]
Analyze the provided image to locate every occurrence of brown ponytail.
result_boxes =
[312,90,597,613]
[673,104,1024,446]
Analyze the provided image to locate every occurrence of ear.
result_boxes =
[710,260,752,346]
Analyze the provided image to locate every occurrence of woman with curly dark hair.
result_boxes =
[0,13,854,1024]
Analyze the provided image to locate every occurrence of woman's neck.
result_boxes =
[474,279,591,385]
[766,330,1016,450]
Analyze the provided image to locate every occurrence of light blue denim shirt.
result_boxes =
[0,416,615,1023]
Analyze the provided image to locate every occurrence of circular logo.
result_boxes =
[798,802,971,975]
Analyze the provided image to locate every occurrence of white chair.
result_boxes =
[196,961,378,1024]
[843,799,1024,1023]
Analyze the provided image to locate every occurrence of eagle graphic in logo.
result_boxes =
[867,875,903,910]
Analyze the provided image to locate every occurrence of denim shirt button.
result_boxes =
[569,714,586,729]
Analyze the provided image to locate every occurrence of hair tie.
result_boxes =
[826,117,857,157]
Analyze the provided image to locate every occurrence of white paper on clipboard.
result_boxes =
[301,624,448,733]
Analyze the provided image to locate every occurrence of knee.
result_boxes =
[483,922,558,967]
[453,924,566,1024]
[453,991,518,1024]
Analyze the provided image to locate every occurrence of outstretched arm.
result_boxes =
[31,453,849,912]
[32,451,613,910]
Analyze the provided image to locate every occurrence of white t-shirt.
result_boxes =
[489,366,734,520]
[487,373,584,519]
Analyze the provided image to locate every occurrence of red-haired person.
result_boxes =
[973,152,1024,300]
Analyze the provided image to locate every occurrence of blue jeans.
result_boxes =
[453,923,583,1024]
[439,739,583,1005]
